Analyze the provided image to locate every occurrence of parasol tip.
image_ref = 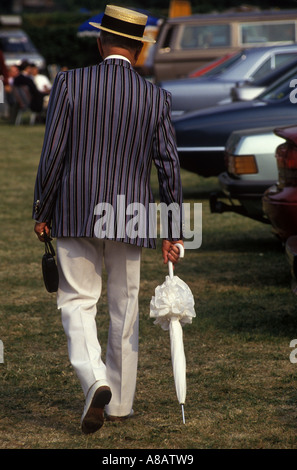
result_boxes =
[181,404,186,424]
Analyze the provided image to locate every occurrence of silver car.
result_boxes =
[160,44,297,115]
[210,127,285,223]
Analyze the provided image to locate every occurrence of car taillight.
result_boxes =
[227,154,258,175]
[276,142,297,187]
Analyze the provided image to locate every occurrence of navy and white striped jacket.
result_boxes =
[33,58,183,248]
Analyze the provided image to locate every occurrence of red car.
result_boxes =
[188,53,235,78]
[262,124,297,293]
[262,124,297,242]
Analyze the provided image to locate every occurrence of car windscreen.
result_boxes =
[0,33,37,53]
[201,51,245,77]
[258,66,297,101]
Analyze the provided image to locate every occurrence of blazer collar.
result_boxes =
[103,57,133,69]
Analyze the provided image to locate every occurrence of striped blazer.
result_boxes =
[33,58,183,248]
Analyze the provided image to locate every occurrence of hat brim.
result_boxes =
[89,22,156,43]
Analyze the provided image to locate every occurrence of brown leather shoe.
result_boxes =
[81,385,112,434]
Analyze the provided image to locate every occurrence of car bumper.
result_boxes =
[262,186,297,241]
[177,148,225,177]
[209,172,274,223]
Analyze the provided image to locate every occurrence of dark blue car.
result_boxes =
[173,65,297,177]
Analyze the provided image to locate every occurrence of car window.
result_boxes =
[251,52,297,81]
[274,52,297,67]
[240,21,296,45]
[0,33,37,53]
[179,24,231,49]
[251,57,272,81]
[259,67,297,101]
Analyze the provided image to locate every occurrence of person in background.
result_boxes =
[9,64,44,113]
[0,49,9,87]
[0,49,10,118]
[30,63,52,108]
[30,63,52,94]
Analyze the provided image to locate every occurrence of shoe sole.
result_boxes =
[81,386,112,435]
[106,410,134,422]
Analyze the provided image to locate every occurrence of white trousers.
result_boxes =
[56,238,142,417]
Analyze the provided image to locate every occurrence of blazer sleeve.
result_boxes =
[33,72,70,223]
[152,89,184,240]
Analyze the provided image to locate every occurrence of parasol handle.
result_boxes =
[168,243,184,279]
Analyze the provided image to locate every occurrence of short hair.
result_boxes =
[99,30,143,53]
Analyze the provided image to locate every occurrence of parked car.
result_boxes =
[210,127,284,223]
[263,125,297,242]
[0,29,46,70]
[153,9,297,81]
[160,45,297,115]
[188,53,236,78]
[261,124,297,293]
[173,64,297,177]
[230,57,297,102]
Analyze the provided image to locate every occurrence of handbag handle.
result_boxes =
[44,232,55,257]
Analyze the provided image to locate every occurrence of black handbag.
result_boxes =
[42,233,59,293]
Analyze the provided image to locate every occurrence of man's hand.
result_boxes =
[34,222,50,242]
[162,240,184,265]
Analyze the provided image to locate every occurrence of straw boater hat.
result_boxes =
[89,5,156,43]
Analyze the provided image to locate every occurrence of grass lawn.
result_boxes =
[1,123,297,450]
